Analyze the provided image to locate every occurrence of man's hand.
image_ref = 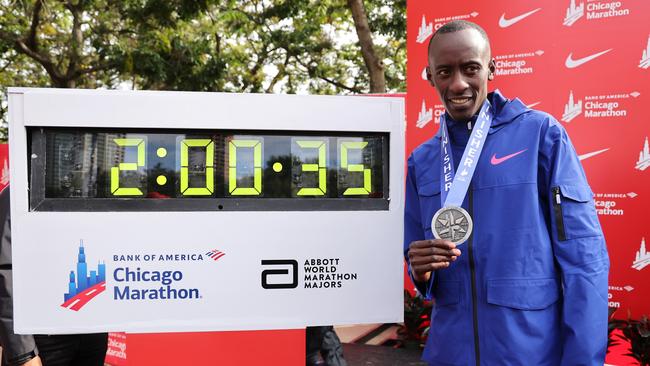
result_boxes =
[408,239,461,283]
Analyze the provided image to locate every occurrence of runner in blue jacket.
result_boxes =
[405,20,609,365]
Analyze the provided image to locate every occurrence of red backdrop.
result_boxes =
[407,0,650,319]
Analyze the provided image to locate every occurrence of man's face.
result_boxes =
[427,29,495,122]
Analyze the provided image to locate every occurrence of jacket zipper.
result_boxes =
[553,187,566,241]
[468,186,480,366]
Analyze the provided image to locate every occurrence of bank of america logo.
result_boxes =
[61,241,106,311]
[632,238,649,271]
[562,91,582,122]
[416,15,433,44]
[640,35,650,69]
[563,0,584,26]
[635,137,650,171]
[416,100,433,128]
[205,249,226,261]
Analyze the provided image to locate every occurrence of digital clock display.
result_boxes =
[29,128,388,211]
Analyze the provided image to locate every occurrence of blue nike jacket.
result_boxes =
[404,90,609,366]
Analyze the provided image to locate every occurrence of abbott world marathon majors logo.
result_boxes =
[561,90,640,122]
[563,0,631,27]
[261,258,358,289]
[61,242,226,311]
[494,50,544,77]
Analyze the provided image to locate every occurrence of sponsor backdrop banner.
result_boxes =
[407,1,649,318]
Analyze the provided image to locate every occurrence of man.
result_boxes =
[0,186,108,366]
[404,20,609,365]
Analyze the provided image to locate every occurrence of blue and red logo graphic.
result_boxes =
[205,249,226,261]
[61,241,106,311]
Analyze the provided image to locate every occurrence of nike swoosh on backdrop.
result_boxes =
[491,149,528,165]
[498,8,542,28]
[578,148,610,161]
[565,49,612,68]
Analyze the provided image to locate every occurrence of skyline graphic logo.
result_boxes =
[632,237,649,271]
[635,137,650,171]
[416,15,433,44]
[640,35,650,69]
[205,249,226,261]
[563,0,584,26]
[562,90,582,122]
[61,241,106,311]
[416,100,433,128]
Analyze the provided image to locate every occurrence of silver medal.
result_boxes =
[431,206,473,245]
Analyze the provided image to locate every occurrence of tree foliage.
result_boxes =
[0,0,406,140]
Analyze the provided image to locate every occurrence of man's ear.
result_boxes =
[426,67,435,87]
[488,59,496,81]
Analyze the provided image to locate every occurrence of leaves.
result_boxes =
[0,0,406,140]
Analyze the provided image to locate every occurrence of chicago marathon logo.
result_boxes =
[61,241,106,311]
[563,0,630,27]
[110,249,225,301]
[641,35,650,69]
[561,90,639,122]
[593,191,637,216]
[416,15,433,44]
[432,11,479,32]
[416,100,445,129]
[635,137,650,171]
[494,50,544,77]
[632,237,649,271]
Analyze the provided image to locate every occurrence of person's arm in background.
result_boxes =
[540,121,609,365]
[0,188,41,366]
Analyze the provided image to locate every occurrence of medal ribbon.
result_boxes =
[440,100,493,207]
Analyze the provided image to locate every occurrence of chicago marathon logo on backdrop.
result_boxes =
[433,11,479,31]
[608,284,635,308]
[494,50,544,77]
[563,0,630,26]
[632,237,649,271]
[635,137,650,171]
[640,35,650,69]
[416,100,445,129]
[593,191,638,216]
[561,90,639,122]
[416,15,433,44]
[61,241,106,311]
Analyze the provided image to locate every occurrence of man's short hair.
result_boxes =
[427,20,491,56]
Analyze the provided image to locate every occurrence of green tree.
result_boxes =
[0,0,406,140]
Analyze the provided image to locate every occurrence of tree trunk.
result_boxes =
[347,0,386,93]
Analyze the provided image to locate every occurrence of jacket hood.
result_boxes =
[435,89,531,138]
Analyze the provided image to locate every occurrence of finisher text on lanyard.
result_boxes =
[432,101,493,245]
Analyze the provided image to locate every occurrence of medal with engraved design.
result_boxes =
[431,206,473,245]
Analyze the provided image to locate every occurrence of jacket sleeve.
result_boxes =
[541,121,609,366]
[404,154,434,299]
[0,189,38,365]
